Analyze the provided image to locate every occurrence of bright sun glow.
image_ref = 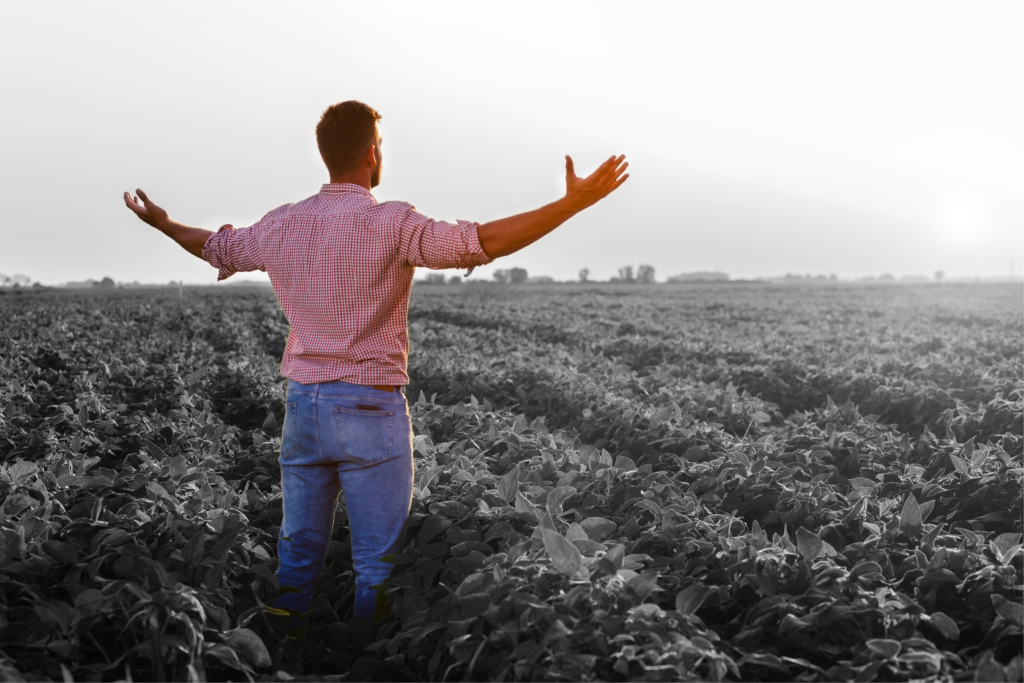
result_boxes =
[934,190,992,248]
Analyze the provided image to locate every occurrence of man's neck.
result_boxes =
[328,172,371,191]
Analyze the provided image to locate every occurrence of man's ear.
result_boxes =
[365,144,378,166]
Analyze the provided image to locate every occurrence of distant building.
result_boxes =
[667,271,729,282]
[769,273,833,282]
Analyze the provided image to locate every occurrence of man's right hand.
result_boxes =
[563,154,629,212]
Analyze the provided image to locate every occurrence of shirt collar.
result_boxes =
[320,183,374,198]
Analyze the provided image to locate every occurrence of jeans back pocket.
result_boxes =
[333,405,394,466]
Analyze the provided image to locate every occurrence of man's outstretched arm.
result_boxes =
[123,189,212,259]
[476,154,628,259]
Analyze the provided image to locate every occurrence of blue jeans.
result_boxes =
[271,379,414,623]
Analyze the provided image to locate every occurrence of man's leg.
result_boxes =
[337,440,414,621]
[272,384,341,623]
[320,387,415,623]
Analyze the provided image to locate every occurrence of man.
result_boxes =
[124,100,628,627]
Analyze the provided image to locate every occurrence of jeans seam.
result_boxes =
[283,401,299,456]
[313,384,323,464]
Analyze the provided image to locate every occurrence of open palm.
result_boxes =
[123,189,169,230]
[564,154,629,211]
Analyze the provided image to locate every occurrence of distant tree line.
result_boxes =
[419,272,463,285]
[416,265,662,285]
[608,265,656,284]
[0,274,33,288]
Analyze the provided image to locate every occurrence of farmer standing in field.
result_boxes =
[123,101,628,627]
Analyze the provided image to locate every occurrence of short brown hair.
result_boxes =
[316,101,382,175]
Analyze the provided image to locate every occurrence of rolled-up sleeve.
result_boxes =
[393,204,494,271]
[202,204,290,281]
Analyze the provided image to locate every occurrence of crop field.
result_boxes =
[0,282,1021,682]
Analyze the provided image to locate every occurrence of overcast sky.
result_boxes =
[2,1,1021,284]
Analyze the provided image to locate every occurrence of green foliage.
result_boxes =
[1,283,1021,681]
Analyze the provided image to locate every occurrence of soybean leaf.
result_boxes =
[580,517,616,542]
[8,460,38,486]
[565,522,588,542]
[41,541,79,565]
[865,639,901,659]
[900,494,922,535]
[974,651,1005,683]
[603,544,625,570]
[675,583,711,616]
[417,465,444,491]
[224,628,271,668]
[729,451,751,470]
[211,530,240,563]
[183,530,207,566]
[991,595,1024,628]
[206,644,245,671]
[949,455,969,474]
[572,539,607,555]
[626,570,660,600]
[795,527,822,560]
[929,612,960,640]
[540,527,582,576]
[497,465,519,503]
[546,486,576,517]
[515,492,541,521]
[613,455,636,471]
[417,516,451,544]
[248,564,278,592]
[990,533,1023,566]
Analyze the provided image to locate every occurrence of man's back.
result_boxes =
[203,182,493,385]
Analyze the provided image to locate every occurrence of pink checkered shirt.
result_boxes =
[202,183,493,386]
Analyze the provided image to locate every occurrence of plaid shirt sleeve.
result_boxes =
[202,204,290,281]
[390,203,494,270]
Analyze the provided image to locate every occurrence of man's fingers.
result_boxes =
[591,159,628,190]
[589,155,626,181]
[565,155,576,179]
[124,192,144,213]
[566,155,628,207]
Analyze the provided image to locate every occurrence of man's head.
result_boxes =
[316,101,383,187]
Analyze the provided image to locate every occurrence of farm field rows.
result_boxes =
[0,282,1021,681]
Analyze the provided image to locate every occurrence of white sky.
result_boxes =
[1,1,1021,284]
